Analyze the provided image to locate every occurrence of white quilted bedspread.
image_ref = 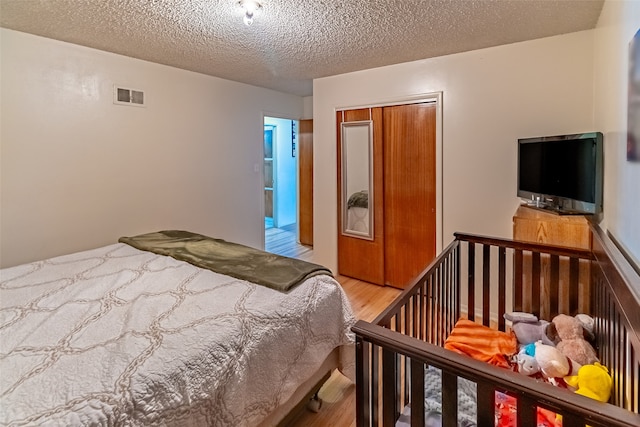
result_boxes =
[0,243,356,426]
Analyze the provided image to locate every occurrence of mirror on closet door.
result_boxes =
[341,120,374,239]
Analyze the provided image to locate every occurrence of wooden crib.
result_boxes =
[352,227,640,427]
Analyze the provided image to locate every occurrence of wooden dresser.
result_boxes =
[513,205,592,250]
[512,205,592,317]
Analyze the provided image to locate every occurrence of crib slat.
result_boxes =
[411,288,422,339]
[614,314,622,409]
[442,371,457,427]
[452,249,459,331]
[455,243,461,322]
[433,268,443,345]
[440,264,446,343]
[404,297,410,337]
[398,352,405,413]
[355,337,369,427]
[569,257,579,315]
[382,348,397,426]
[605,292,614,401]
[445,255,452,337]
[442,257,448,337]
[436,266,442,345]
[515,249,523,312]
[516,394,537,427]
[549,254,560,318]
[618,312,626,410]
[420,282,426,342]
[428,275,435,344]
[476,382,494,426]
[531,251,541,317]
[633,346,639,412]
[394,312,399,334]
[468,242,475,321]
[396,311,404,412]
[420,284,426,340]
[410,360,425,426]
[482,244,490,326]
[371,345,379,426]
[498,247,506,331]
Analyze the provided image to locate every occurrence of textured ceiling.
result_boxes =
[0,0,604,96]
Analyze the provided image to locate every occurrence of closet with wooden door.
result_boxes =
[337,102,437,289]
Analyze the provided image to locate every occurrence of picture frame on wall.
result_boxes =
[628,29,640,162]
[291,120,296,157]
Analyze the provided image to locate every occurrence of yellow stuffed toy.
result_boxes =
[565,362,613,403]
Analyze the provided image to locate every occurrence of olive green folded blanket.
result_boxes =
[119,230,332,292]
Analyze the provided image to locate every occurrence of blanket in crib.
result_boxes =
[443,319,518,368]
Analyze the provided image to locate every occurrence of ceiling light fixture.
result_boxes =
[239,0,261,26]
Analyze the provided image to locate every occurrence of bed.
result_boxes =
[0,230,356,426]
[353,227,640,427]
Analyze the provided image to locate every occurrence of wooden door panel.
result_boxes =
[383,103,437,288]
[298,119,313,246]
[337,108,385,285]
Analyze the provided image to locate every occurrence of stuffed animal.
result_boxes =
[565,362,612,403]
[504,312,555,346]
[516,343,540,376]
[534,341,572,378]
[575,313,596,343]
[546,314,599,366]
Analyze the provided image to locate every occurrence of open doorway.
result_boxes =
[263,116,312,260]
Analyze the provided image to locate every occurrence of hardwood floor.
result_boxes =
[265,226,401,426]
[265,223,313,261]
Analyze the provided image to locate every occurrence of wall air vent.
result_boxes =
[114,85,145,107]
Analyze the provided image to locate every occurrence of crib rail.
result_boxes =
[353,321,639,427]
[590,227,640,412]
[354,231,640,427]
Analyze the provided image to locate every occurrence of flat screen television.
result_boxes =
[517,132,603,215]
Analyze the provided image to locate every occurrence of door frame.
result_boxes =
[263,124,277,227]
[335,92,444,254]
[261,113,300,250]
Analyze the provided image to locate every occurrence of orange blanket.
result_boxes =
[444,319,518,368]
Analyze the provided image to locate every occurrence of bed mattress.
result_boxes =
[0,243,355,426]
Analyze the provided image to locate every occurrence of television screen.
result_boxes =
[517,132,603,214]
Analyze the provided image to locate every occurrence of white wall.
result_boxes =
[594,0,640,267]
[312,32,595,272]
[7,12,637,274]
[0,29,304,268]
[302,96,313,120]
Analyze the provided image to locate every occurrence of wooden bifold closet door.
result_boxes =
[337,108,385,285]
[337,103,436,289]
[382,103,437,288]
